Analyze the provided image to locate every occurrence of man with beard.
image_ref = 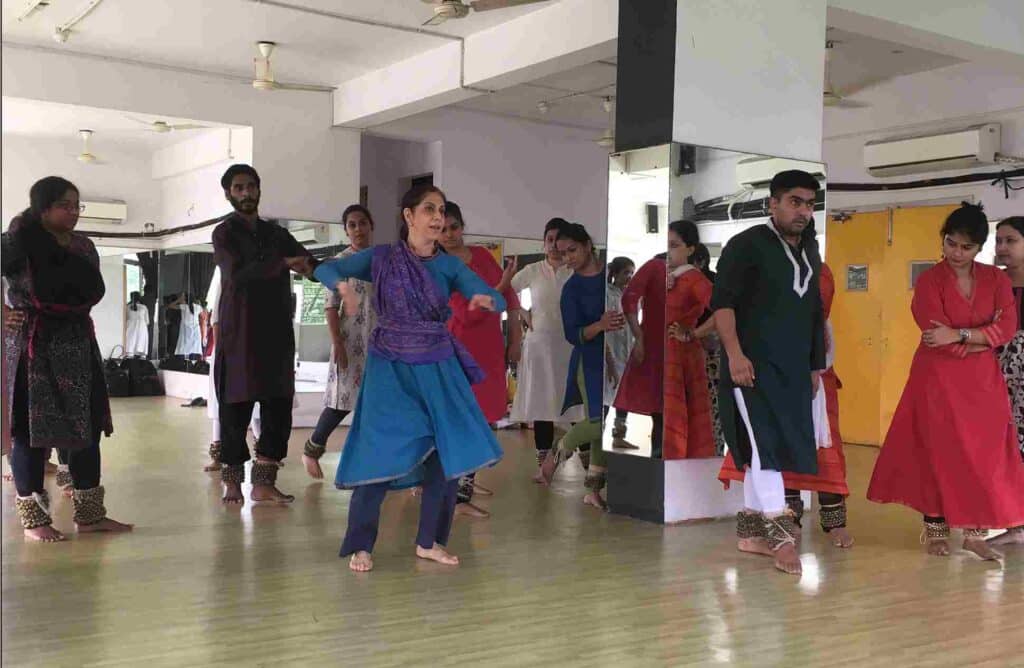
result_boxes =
[712,170,826,576]
[212,164,316,504]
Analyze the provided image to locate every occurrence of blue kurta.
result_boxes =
[314,247,506,489]
[560,269,606,420]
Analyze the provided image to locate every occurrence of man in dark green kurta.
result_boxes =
[712,170,825,576]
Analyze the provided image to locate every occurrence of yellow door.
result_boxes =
[826,212,888,446]
[877,204,958,439]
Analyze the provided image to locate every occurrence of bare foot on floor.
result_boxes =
[222,482,244,504]
[737,537,773,556]
[987,527,1024,546]
[926,538,950,556]
[454,502,490,519]
[470,481,494,497]
[416,543,459,566]
[203,459,222,472]
[963,538,1002,561]
[349,551,373,572]
[830,527,855,548]
[25,526,66,542]
[583,492,607,511]
[250,484,294,504]
[77,517,133,533]
[773,543,802,575]
[302,454,324,480]
[531,469,545,484]
[410,486,422,498]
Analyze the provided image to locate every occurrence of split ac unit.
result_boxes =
[864,123,1000,177]
[735,157,825,189]
[80,200,127,225]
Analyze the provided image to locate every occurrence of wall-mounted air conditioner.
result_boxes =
[864,123,1000,177]
[80,200,127,225]
[736,157,825,189]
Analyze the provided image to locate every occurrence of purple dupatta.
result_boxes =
[369,243,484,384]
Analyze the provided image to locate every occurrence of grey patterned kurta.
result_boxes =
[1,225,112,453]
[323,246,377,411]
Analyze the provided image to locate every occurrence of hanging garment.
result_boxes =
[174,303,203,357]
[125,303,150,357]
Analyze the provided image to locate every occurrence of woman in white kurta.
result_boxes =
[302,205,377,480]
[173,297,203,358]
[509,218,584,476]
[125,291,150,357]
[604,258,635,440]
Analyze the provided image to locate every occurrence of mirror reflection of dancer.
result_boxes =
[540,223,624,510]
[212,164,316,505]
[2,176,133,541]
[313,185,506,572]
[713,170,826,576]
[991,216,1024,546]
[867,203,1024,560]
[302,204,377,480]
[718,262,854,549]
[604,257,634,443]
[691,244,726,455]
[663,220,716,459]
[125,291,150,358]
[440,201,522,518]
[509,219,584,479]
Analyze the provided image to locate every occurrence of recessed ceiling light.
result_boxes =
[892,49,904,54]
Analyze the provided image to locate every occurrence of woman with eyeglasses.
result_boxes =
[867,203,1024,560]
[2,176,133,542]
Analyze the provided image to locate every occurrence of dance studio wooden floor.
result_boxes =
[2,397,1021,667]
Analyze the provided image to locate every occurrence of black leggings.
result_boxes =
[311,407,351,447]
[534,420,555,451]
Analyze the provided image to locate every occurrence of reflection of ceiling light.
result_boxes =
[596,130,614,149]
[602,96,614,113]
[537,101,550,114]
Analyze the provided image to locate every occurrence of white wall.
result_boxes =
[823,62,1024,220]
[372,107,610,242]
[2,45,360,234]
[672,0,826,162]
[94,255,126,358]
[1,134,162,234]
[360,135,442,244]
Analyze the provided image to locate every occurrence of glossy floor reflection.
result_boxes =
[2,397,1021,666]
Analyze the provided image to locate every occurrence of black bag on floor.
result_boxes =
[159,356,187,372]
[127,358,164,396]
[103,346,132,397]
[186,359,210,375]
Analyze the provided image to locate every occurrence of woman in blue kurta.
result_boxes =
[540,223,624,510]
[313,185,505,572]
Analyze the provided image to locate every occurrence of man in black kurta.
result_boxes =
[712,170,825,575]
[213,164,316,504]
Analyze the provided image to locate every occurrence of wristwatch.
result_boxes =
[958,328,970,344]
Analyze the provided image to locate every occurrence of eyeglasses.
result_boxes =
[54,201,86,213]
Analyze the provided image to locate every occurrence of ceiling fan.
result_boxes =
[76,129,102,164]
[252,41,334,92]
[420,0,550,27]
[824,41,869,109]
[125,116,210,133]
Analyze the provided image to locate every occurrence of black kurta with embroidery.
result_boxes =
[711,223,826,474]
[212,215,312,404]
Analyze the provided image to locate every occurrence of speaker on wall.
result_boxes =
[646,203,659,234]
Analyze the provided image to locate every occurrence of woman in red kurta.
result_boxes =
[441,202,521,517]
[615,255,667,455]
[718,262,853,547]
[867,204,1024,561]
[663,220,715,459]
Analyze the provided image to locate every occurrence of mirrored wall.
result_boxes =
[604,143,826,461]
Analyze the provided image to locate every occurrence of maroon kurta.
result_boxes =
[614,257,667,415]
[212,215,312,404]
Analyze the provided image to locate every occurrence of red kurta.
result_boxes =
[664,269,716,459]
[614,258,666,415]
[867,261,1024,528]
[448,246,520,424]
[718,263,849,495]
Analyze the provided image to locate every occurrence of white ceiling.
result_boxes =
[1,0,557,88]
[1,96,238,150]
[450,28,962,131]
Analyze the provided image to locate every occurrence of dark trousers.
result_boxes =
[340,451,459,556]
[602,406,628,422]
[534,420,555,451]
[651,413,664,459]
[219,396,293,465]
[311,407,350,446]
[10,360,100,496]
